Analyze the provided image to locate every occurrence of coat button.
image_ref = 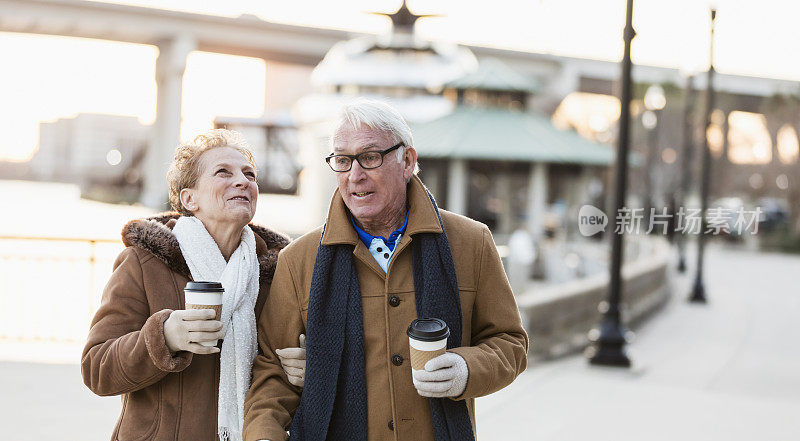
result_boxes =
[388,295,400,307]
[392,354,404,366]
[388,419,394,431]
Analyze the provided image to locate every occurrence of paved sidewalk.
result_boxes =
[476,245,800,440]
[2,245,798,440]
[0,360,120,441]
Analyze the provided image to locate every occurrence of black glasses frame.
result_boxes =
[325,142,405,172]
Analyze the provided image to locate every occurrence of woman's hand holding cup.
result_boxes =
[164,309,224,355]
[172,280,225,353]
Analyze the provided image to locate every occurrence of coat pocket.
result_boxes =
[116,382,162,441]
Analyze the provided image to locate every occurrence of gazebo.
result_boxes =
[288,2,614,240]
[411,61,614,240]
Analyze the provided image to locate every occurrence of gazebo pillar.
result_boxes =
[526,162,548,241]
[424,162,443,203]
[497,170,514,234]
[578,167,595,206]
[565,166,594,238]
[141,34,196,209]
[446,158,468,215]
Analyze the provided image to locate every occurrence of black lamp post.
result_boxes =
[677,74,695,272]
[690,8,716,303]
[588,0,634,368]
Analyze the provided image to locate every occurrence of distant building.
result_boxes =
[34,113,148,184]
[214,115,302,195]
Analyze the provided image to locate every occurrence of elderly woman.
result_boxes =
[82,129,291,441]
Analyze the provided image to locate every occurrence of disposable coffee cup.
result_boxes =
[407,318,450,371]
[184,281,224,347]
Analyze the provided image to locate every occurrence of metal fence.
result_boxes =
[0,236,123,343]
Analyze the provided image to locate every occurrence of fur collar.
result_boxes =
[121,212,290,284]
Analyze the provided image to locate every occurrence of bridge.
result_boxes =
[3,0,797,208]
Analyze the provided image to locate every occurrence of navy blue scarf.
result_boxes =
[289,192,474,441]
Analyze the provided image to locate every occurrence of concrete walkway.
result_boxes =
[475,244,800,440]
[1,244,798,440]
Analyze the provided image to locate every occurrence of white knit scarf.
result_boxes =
[173,216,259,441]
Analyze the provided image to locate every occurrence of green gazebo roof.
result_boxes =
[445,58,540,93]
[410,107,614,165]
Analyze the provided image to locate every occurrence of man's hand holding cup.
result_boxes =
[407,318,469,398]
[411,352,468,398]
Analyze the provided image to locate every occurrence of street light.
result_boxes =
[644,85,666,111]
[677,73,695,272]
[587,0,634,368]
[643,84,666,224]
[690,8,717,304]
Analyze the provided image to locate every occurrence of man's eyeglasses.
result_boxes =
[325,142,404,172]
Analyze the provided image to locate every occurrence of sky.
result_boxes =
[2,0,800,162]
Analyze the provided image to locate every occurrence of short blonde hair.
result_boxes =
[166,129,257,216]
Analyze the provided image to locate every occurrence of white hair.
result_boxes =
[331,97,414,157]
[330,98,420,179]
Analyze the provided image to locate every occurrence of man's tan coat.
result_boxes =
[244,177,528,441]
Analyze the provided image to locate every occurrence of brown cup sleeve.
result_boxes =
[410,347,446,370]
[186,304,222,321]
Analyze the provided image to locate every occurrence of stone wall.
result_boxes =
[516,238,672,361]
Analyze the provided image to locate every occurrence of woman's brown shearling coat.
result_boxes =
[82,213,288,441]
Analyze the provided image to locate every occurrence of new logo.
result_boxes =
[578,205,608,236]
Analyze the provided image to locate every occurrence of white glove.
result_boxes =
[163,309,224,355]
[275,334,306,387]
[412,352,469,398]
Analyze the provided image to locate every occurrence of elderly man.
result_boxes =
[243,99,528,441]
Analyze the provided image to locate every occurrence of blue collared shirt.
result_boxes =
[350,210,409,272]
